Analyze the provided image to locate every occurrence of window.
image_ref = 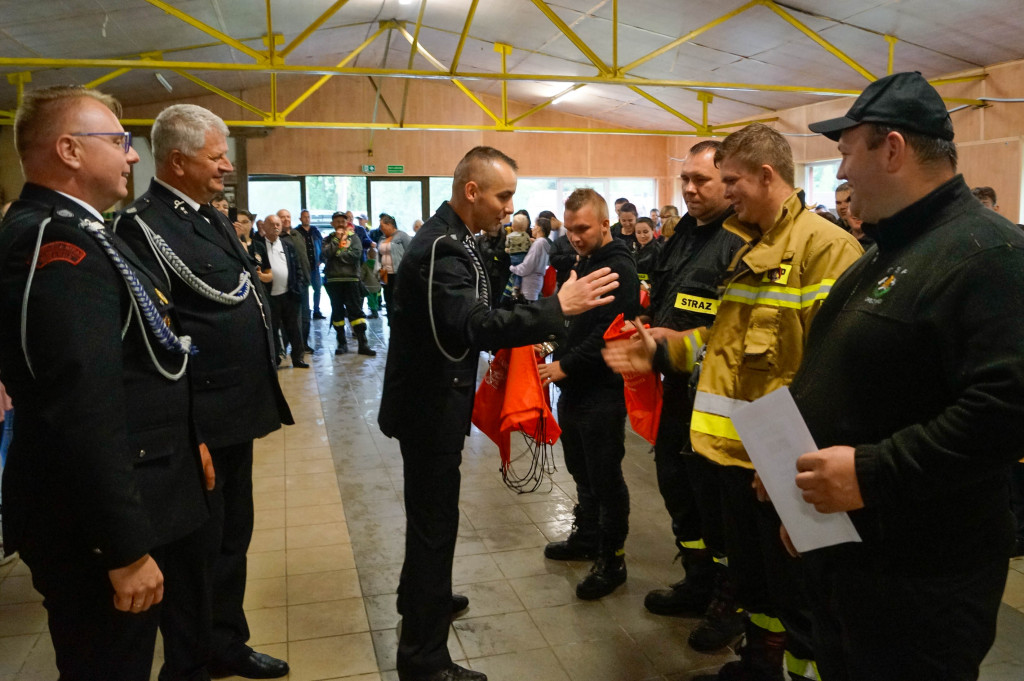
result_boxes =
[305,176,367,227]
[248,177,302,223]
[804,160,842,210]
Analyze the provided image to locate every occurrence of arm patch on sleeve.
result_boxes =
[34,241,87,268]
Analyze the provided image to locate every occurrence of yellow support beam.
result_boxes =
[84,67,132,89]
[172,70,270,119]
[507,83,584,125]
[0,56,987,106]
[495,43,513,125]
[7,72,31,108]
[709,117,779,131]
[144,0,264,61]
[620,0,758,75]
[629,86,703,132]
[885,35,897,75]
[103,118,727,136]
[280,25,387,119]
[450,0,480,74]
[400,0,429,127]
[697,91,713,130]
[397,25,502,126]
[612,0,618,73]
[280,0,351,59]
[529,0,609,74]
[762,0,875,82]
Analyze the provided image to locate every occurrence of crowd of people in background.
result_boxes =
[3,71,1024,681]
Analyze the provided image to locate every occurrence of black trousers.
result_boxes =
[653,379,703,546]
[558,392,629,552]
[269,293,303,361]
[718,464,813,658]
[381,273,397,318]
[206,442,256,665]
[24,528,209,681]
[324,280,366,332]
[396,443,461,678]
[803,545,1007,681]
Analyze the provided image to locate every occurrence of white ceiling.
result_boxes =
[1,0,1021,131]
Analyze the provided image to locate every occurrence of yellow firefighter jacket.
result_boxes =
[668,190,863,469]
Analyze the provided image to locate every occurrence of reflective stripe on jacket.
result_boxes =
[679,190,863,469]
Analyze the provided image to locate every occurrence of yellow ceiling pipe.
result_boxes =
[144,0,263,62]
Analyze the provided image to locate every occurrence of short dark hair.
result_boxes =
[211,192,228,204]
[835,182,851,194]
[864,123,957,171]
[619,202,638,217]
[537,210,556,220]
[636,217,654,228]
[380,213,397,228]
[689,140,723,157]
[453,146,518,193]
[971,186,997,204]
[535,216,552,238]
[614,197,629,208]
[235,209,255,221]
[717,123,795,187]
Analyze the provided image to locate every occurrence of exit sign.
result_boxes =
[361,164,375,173]
[387,165,405,174]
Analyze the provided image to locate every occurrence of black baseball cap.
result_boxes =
[331,211,346,219]
[808,71,954,142]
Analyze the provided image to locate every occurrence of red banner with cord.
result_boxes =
[603,313,662,445]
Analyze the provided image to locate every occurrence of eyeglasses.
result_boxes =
[71,131,133,153]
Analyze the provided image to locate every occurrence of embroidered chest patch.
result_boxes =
[35,241,86,268]
[762,263,792,285]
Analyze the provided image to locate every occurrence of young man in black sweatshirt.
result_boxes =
[540,188,640,599]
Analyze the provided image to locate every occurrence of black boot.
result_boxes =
[354,324,376,356]
[544,505,598,560]
[575,549,626,600]
[335,326,348,355]
[644,545,715,616]
[692,619,787,681]
[688,561,747,652]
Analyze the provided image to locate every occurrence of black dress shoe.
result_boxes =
[208,650,289,679]
[399,662,486,681]
[293,360,310,368]
[312,311,326,319]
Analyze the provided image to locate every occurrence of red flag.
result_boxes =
[603,313,663,445]
[472,346,561,491]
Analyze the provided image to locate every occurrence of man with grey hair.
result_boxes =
[116,103,293,679]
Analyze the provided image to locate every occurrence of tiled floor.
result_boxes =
[1,315,1024,680]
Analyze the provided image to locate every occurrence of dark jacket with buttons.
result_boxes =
[0,184,208,567]
[379,201,564,452]
[116,179,293,450]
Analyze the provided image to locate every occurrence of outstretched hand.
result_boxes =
[557,267,619,316]
[601,317,656,374]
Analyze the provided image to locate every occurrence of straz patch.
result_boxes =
[35,241,86,268]
[674,293,718,315]
[762,264,792,285]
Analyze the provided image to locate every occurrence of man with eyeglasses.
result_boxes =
[0,86,213,680]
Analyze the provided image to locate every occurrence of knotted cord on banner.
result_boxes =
[471,346,562,493]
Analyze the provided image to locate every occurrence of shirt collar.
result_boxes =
[54,191,105,222]
[155,178,201,213]
[864,175,969,251]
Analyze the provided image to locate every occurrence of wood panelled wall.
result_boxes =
[2,59,1022,221]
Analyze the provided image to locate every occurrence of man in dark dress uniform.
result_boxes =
[378,146,620,681]
[116,104,293,679]
[0,86,211,680]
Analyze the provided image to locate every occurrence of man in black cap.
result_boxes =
[788,71,1024,680]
